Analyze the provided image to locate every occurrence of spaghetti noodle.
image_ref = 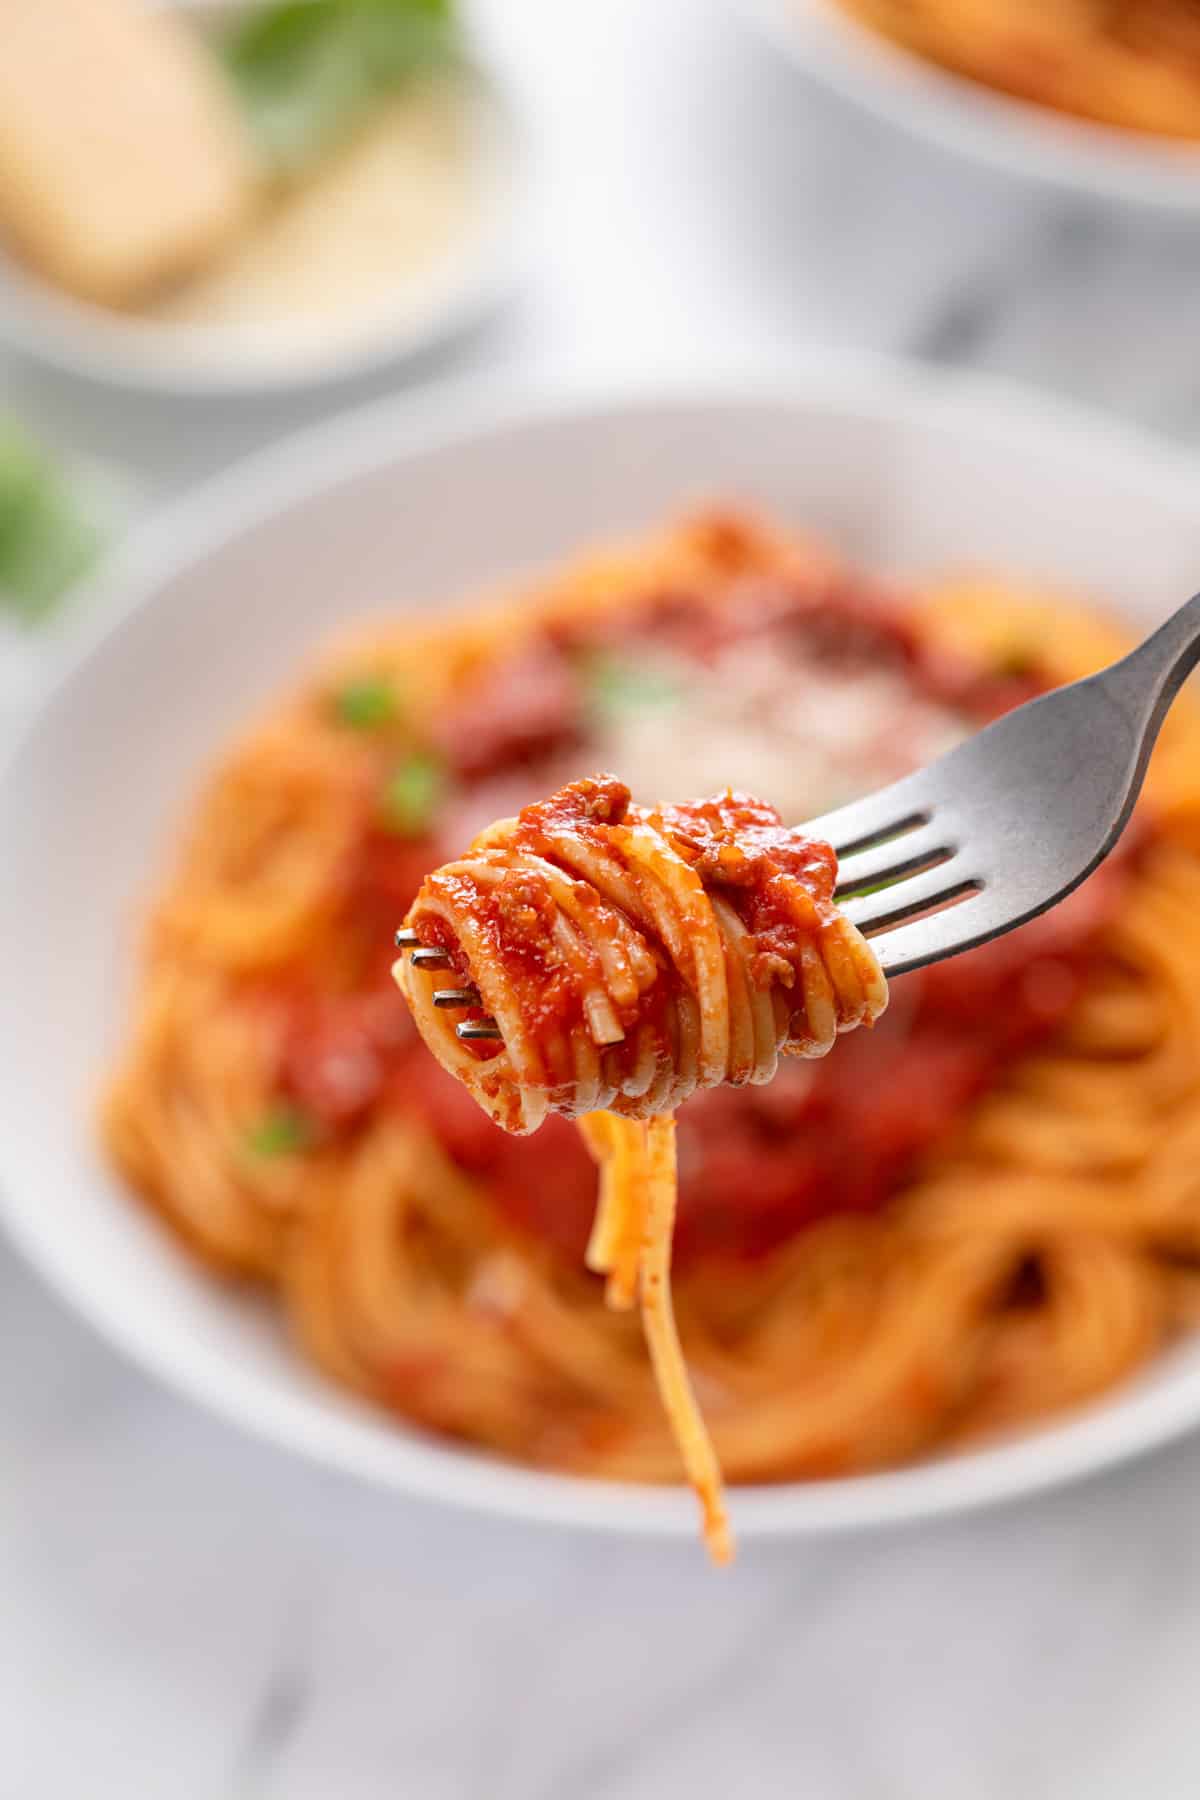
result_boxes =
[396,777,887,1128]
[101,510,1200,1547]
[395,777,887,1554]
[834,0,1200,140]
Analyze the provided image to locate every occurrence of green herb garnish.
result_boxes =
[333,676,401,730]
[221,0,458,178]
[379,750,446,836]
[246,1104,313,1157]
[0,422,104,624]
[585,653,684,721]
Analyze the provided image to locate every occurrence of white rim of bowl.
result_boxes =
[0,46,534,396]
[735,0,1200,212]
[5,354,1200,1542]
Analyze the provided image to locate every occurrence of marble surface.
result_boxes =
[6,2,1200,1793]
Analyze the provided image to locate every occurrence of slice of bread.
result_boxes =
[0,0,257,308]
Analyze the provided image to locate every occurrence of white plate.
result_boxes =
[0,4,530,396]
[737,0,1200,212]
[4,359,1200,1543]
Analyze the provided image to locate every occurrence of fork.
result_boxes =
[397,589,1200,1031]
[819,587,1200,975]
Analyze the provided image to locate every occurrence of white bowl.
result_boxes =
[0,7,530,396]
[737,0,1200,212]
[4,359,1200,1543]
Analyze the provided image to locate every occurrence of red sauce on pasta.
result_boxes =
[275,572,1125,1266]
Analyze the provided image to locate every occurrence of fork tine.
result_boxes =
[839,858,977,933]
[868,899,989,977]
[834,823,954,897]
[457,1018,503,1042]
[410,946,452,971]
[803,767,935,856]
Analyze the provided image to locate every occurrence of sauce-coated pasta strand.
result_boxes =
[396,775,888,1556]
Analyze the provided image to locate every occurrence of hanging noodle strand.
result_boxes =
[395,774,888,1559]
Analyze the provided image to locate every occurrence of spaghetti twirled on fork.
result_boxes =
[395,775,888,1558]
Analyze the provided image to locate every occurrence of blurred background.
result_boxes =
[7,0,1200,1794]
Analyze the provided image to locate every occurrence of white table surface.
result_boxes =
[7,3,1200,1795]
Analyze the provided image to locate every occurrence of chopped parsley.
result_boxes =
[585,653,685,721]
[245,1104,313,1157]
[379,750,446,836]
[333,676,401,730]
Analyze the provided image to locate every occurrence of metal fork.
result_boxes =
[819,588,1200,975]
[397,590,1200,1031]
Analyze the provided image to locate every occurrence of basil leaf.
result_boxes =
[221,0,458,178]
[0,423,103,624]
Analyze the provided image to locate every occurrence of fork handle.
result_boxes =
[1108,594,1200,720]
[1099,588,1200,777]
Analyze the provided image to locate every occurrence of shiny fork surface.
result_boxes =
[813,588,1200,977]
[397,590,1200,1036]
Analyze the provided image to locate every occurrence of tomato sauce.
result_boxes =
[274,572,1128,1269]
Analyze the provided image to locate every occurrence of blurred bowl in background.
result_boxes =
[736,0,1200,212]
[0,1,531,396]
[4,358,1200,1542]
